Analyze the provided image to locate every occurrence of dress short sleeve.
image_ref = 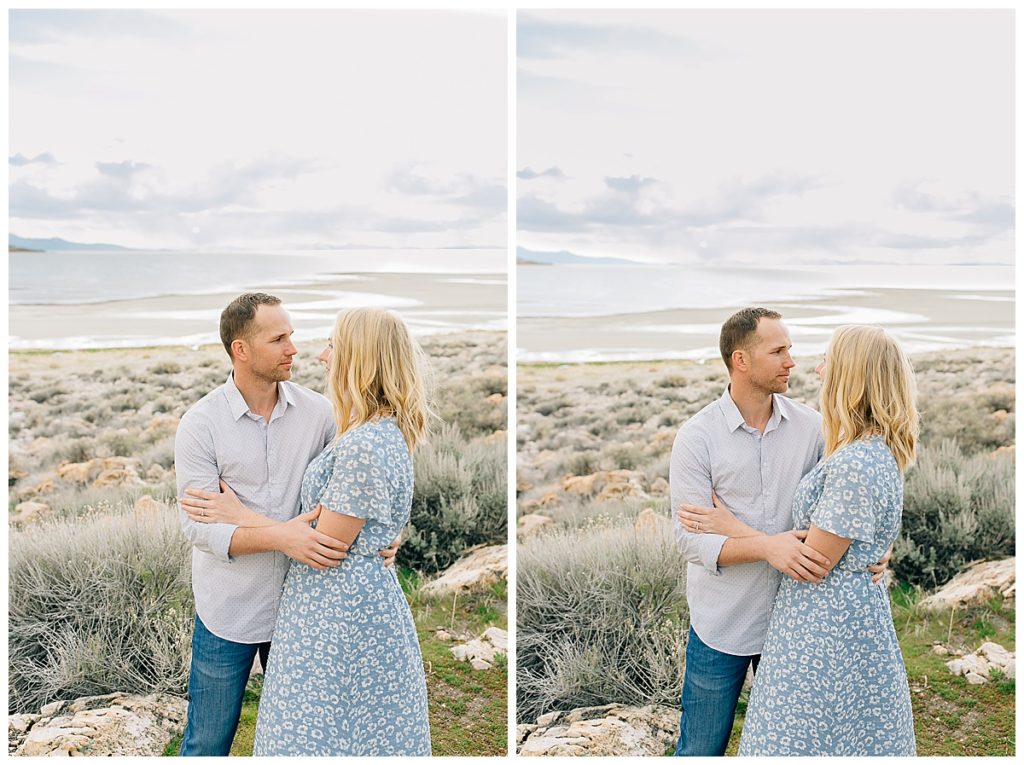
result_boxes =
[809,443,876,543]
[318,429,392,525]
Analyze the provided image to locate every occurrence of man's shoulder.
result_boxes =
[180,383,228,424]
[676,398,724,436]
[281,381,331,412]
[776,395,822,426]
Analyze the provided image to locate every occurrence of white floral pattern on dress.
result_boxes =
[253,418,431,756]
[738,436,916,756]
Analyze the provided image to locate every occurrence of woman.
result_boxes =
[680,325,917,756]
[184,308,432,756]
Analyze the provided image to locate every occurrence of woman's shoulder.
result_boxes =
[332,418,403,452]
[827,436,896,472]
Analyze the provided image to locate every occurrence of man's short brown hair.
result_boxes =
[220,292,281,359]
[719,307,783,371]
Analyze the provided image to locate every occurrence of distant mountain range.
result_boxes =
[9,234,131,252]
[516,247,638,266]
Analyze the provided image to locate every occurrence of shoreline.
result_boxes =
[518,286,1013,363]
[9,272,507,351]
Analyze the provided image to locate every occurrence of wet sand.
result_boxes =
[10,272,507,349]
[517,287,1013,362]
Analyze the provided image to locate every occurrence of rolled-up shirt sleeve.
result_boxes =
[670,426,728,575]
[174,413,238,563]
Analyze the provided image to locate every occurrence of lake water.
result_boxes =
[9,250,507,349]
[517,263,1014,362]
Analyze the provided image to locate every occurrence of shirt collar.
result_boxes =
[223,372,296,422]
[719,384,790,433]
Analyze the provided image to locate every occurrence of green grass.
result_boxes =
[163,580,508,757]
[724,586,1015,756]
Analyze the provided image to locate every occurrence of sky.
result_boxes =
[9,9,506,251]
[517,9,1014,266]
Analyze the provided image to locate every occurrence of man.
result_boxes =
[669,308,888,756]
[174,293,396,756]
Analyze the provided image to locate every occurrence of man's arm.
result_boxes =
[174,415,348,570]
[174,415,238,564]
[669,428,728,574]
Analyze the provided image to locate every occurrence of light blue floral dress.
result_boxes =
[738,436,916,756]
[253,418,431,756]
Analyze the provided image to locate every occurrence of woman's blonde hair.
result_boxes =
[327,308,431,449]
[820,324,919,471]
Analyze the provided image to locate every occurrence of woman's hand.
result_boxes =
[677,492,757,537]
[182,479,272,527]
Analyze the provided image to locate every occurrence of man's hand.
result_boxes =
[380,533,402,569]
[868,546,893,585]
[274,507,349,571]
[763,529,831,583]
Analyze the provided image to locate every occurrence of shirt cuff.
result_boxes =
[209,523,239,564]
[699,533,728,576]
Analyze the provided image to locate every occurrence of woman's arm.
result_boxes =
[677,492,761,537]
[310,504,366,548]
[802,524,852,575]
[181,480,277,527]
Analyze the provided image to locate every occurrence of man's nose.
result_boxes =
[285,342,298,357]
[783,355,795,369]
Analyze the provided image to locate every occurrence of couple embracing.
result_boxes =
[671,308,917,757]
[174,293,431,756]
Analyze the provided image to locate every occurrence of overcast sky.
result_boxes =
[10,9,506,250]
[517,10,1014,266]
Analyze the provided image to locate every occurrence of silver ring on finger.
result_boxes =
[695,521,700,532]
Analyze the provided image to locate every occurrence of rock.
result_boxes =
[518,703,678,756]
[16,478,54,499]
[146,464,167,481]
[649,476,670,495]
[421,545,508,597]
[521,492,559,513]
[517,478,533,494]
[145,415,179,437]
[651,429,676,448]
[518,513,553,539]
[486,393,504,405]
[133,495,164,520]
[634,508,670,535]
[919,558,1015,611]
[485,429,507,444]
[945,642,1016,685]
[58,459,98,483]
[11,692,187,756]
[931,643,949,656]
[93,468,145,489]
[11,500,50,525]
[979,642,1012,669]
[9,467,28,483]
[450,627,508,670]
[434,629,454,642]
[561,469,646,498]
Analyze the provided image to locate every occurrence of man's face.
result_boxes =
[241,304,297,383]
[743,318,795,394]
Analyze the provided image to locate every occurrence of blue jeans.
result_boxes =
[179,615,271,756]
[674,625,760,756]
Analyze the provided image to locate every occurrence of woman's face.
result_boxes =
[318,338,334,370]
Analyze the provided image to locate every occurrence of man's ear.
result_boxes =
[731,349,748,373]
[231,338,248,362]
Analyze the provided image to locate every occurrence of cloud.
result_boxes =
[518,171,821,235]
[893,181,1014,233]
[9,152,57,167]
[10,9,185,45]
[517,12,701,60]
[95,160,153,178]
[603,175,658,194]
[387,163,506,216]
[517,166,565,181]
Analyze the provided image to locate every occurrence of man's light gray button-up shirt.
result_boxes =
[670,386,824,656]
[175,373,335,644]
